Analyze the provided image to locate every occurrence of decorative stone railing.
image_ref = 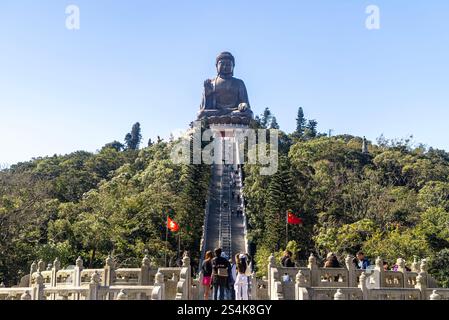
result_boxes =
[250,274,269,300]
[0,254,196,300]
[266,254,447,300]
[0,288,33,300]
[2,251,447,300]
[307,287,364,300]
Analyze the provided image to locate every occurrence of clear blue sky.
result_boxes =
[1,0,448,165]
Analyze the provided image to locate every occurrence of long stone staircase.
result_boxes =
[203,165,247,260]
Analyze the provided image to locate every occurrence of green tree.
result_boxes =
[270,116,280,129]
[429,249,449,288]
[125,122,142,150]
[303,120,318,139]
[102,141,124,152]
[260,108,272,129]
[263,156,296,251]
[295,107,306,137]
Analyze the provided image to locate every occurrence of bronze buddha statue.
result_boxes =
[197,52,253,125]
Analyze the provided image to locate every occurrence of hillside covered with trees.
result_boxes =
[1,109,449,287]
[246,108,449,287]
[0,123,210,286]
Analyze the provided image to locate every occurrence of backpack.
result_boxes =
[217,267,228,277]
[213,257,229,277]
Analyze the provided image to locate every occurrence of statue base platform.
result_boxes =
[200,114,252,126]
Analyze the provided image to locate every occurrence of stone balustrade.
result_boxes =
[0,254,194,300]
[266,253,449,300]
[250,274,269,300]
[2,253,448,300]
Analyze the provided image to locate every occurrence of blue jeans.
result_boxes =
[213,284,225,300]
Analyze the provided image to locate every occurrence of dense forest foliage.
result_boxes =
[0,123,210,286]
[1,109,449,288]
[246,108,449,287]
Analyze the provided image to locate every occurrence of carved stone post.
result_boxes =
[140,255,151,285]
[295,270,309,300]
[88,271,100,300]
[415,272,427,300]
[49,258,61,300]
[103,255,115,285]
[411,257,419,273]
[152,271,165,300]
[37,259,45,272]
[32,271,45,300]
[334,289,345,300]
[51,258,61,287]
[103,255,115,300]
[345,255,356,287]
[182,255,192,300]
[420,259,428,287]
[21,290,32,300]
[74,257,83,287]
[29,261,37,287]
[73,256,84,300]
[116,289,128,300]
[372,257,383,288]
[308,254,318,287]
[396,258,406,288]
[359,272,369,300]
[430,290,441,300]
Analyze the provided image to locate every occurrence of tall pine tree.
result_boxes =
[263,156,296,251]
[295,107,306,137]
[125,122,142,150]
[260,107,272,129]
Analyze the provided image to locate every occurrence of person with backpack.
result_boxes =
[211,248,230,300]
[234,253,252,300]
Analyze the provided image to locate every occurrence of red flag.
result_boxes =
[287,211,303,225]
[167,217,179,232]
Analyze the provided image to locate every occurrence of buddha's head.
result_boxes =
[216,52,235,78]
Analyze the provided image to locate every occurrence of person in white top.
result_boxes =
[234,253,252,300]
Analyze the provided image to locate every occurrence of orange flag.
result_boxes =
[167,217,179,232]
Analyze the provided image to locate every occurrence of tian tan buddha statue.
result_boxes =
[197,52,254,125]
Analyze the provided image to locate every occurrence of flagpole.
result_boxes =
[165,211,168,267]
[286,210,288,248]
[178,232,181,261]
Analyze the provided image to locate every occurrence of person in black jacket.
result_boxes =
[211,248,230,300]
[281,250,295,267]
